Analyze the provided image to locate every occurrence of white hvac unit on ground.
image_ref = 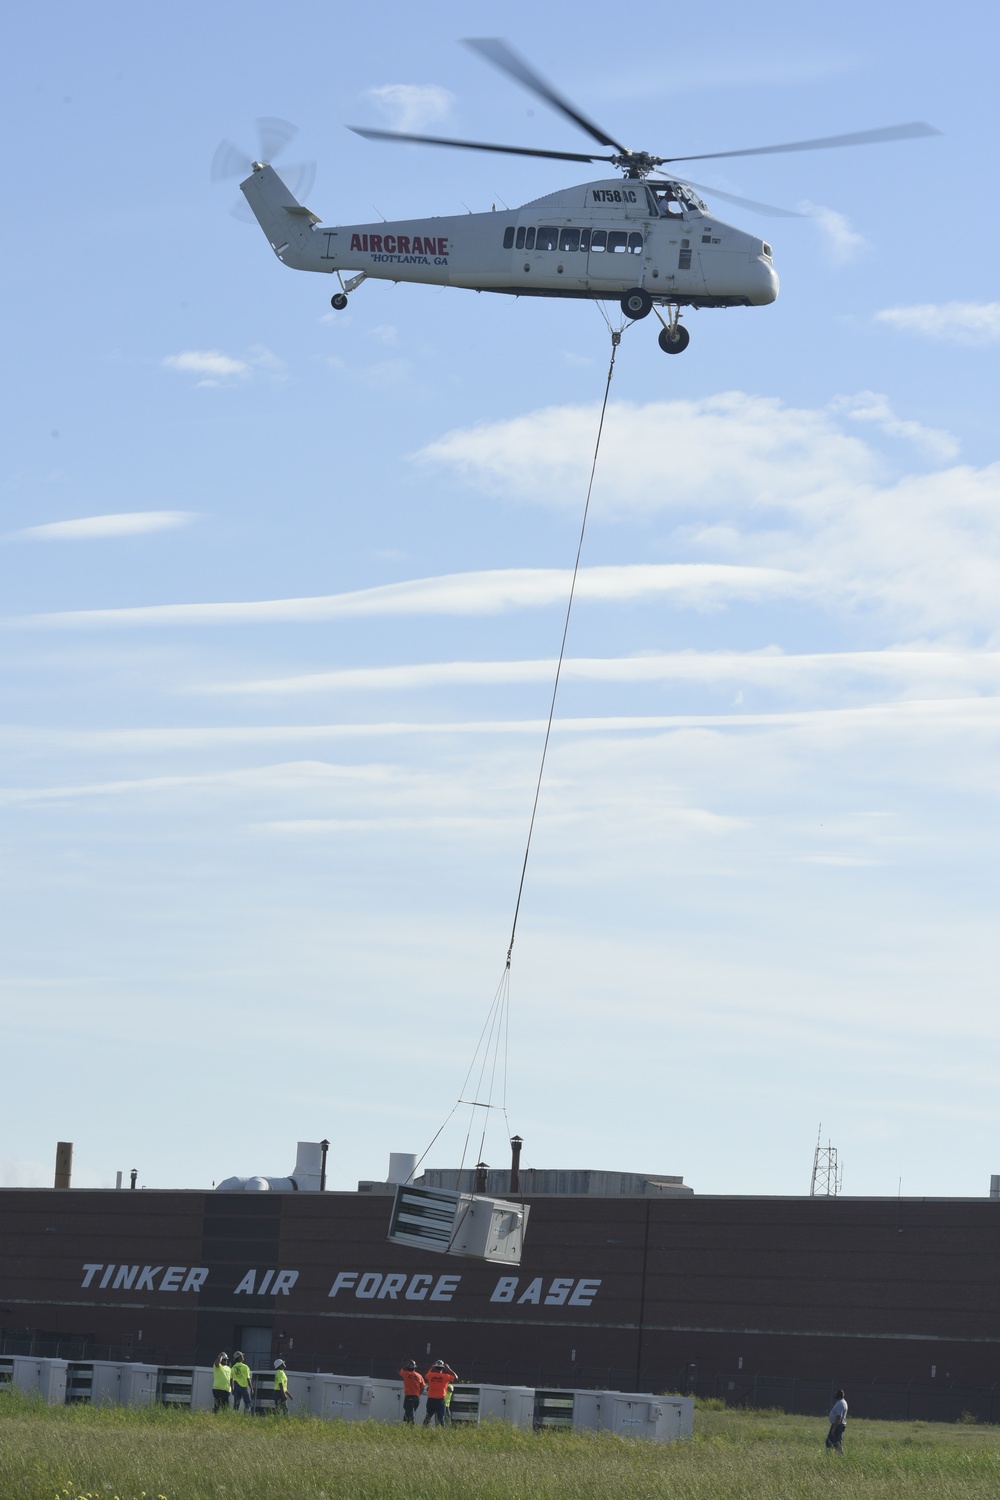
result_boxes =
[65,1360,123,1405]
[312,1376,380,1421]
[36,1359,68,1405]
[387,1183,528,1263]
[190,1366,216,1411]
[550,1388,694,1441]
[449,1383,536,1429]
[119,1364,158,1406]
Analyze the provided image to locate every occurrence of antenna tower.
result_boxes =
[810,1124,842,1197]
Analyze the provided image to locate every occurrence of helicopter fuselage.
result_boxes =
[242,166,778,310]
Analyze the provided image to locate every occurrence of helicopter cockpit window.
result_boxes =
[649,186,684,217]
[536,226,559,251]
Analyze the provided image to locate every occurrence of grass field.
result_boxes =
[3,1393,1000,1500]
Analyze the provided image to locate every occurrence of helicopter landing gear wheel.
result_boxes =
[330,292,348,311]
[621,287,652,320]
[658,324,690,354]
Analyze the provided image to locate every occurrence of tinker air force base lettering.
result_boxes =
[78,1264,601,1307]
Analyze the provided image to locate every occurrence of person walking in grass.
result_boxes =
[273,1359,292,1414]
[212,1353,232,1411]
[423,1360,457,1427]
[230,1351,253,1413]
[826,1388,848,1453]
[399,1360,426,1424]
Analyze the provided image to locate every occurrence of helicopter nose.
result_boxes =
[753,256,779,305]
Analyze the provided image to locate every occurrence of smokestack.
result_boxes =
[320,1139,330,1192]
[510,1135,523,1195]
[54,1142,73,1190]
[129,1169,138,1190]
[474,1161,488,1194]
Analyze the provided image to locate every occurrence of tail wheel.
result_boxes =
[330,292,348,310]
[658,325,690,354]
[621,287,652,320]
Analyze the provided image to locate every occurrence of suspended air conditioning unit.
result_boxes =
[386,1183,528,1264]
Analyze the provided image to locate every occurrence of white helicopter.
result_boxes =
[229,39,937,354]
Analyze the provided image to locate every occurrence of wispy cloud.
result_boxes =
[162,346,286,387]
[830,392,959,461]
[798,200,867,263]
[364,84,456,133]
[874,302,1000,345]
[8,563,803,630]
[211,648,1000,698]
[418,392,879,518]
[416,394,1000,636]
[13,511,195,542]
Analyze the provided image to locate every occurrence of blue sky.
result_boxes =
[3,0,999,1199]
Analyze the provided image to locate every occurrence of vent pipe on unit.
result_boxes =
[510,1135,523,1195]
[320,1139,330,1192]
[474,1161,489,1194]
[990,1175,1000,1200]
[54,1142,73,1190]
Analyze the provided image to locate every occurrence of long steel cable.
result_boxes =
[416,326,624,1180]
[505,328,622,967]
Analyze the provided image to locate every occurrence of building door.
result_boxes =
[238,1325,273,1372]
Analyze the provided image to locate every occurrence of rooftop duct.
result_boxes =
[216,1141,326,1192]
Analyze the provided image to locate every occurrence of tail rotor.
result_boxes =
[211,117,315,219]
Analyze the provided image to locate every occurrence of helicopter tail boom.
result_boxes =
[239,164,326,272]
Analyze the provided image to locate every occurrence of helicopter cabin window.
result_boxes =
[678,238,692,270]
[515,226,526,249]
[591,229,607,253]
[503,226,515,249]
[524,227,535,249]
[536,226,559,251]
[608,231,628,253]
[558,227,581,252]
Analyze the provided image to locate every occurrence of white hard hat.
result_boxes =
[274,1358,286,1368]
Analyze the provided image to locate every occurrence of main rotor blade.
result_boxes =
[463,37,631,156]
[671,177,805,217]
[662,121,941,166]
[348,125,609,165]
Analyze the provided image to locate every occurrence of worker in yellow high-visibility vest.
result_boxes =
[273,1359,293,1414]
[230,1351,253,1413]
[212,1353,231,1412]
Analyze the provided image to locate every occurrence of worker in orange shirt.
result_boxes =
[423,1359,457,1426]
[398,1359,426,1424]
